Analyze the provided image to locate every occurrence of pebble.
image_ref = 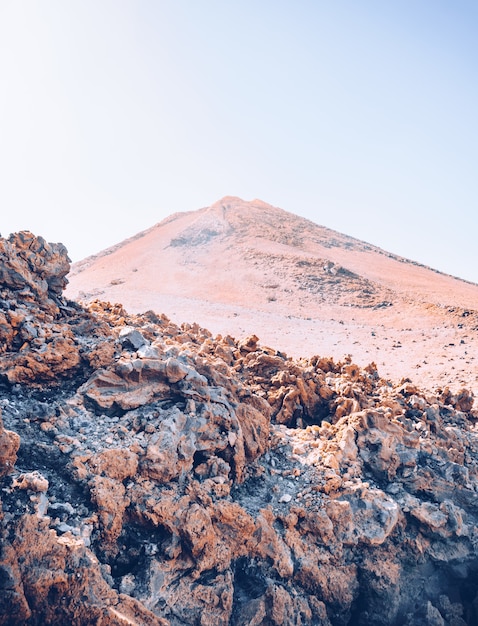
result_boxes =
[279,493,292,503]
[56,522,80,536]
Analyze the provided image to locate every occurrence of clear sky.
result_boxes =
[1,1,477,283]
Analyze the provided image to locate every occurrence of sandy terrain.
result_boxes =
[66,196,478,396]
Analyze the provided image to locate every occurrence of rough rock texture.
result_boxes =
[1,232,478,625]
[0,231,114,385]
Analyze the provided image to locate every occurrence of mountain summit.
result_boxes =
[66,197,478,392]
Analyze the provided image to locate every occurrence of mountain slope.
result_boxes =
[66,197,478,393]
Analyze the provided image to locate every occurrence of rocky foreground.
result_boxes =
[1,232,478,625]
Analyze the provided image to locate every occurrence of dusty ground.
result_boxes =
[66,196,478,396]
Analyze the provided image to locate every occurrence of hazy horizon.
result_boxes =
[1,1,477,283]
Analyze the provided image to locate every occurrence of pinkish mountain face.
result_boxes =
[67,196,478,394]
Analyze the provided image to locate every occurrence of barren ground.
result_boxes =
[66,196,478,397]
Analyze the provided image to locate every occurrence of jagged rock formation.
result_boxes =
[2,232,478,625]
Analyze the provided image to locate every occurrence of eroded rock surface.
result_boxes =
[1,232,478,625]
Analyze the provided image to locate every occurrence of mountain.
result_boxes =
[66,196,478,393]
[2,230,478,625]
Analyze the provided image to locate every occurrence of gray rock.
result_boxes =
[119,327,148,350]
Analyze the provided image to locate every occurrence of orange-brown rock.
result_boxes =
[0,413,20,478]
[0,514,166,626]
[0,232,116,385]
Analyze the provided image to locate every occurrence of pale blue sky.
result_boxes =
[1,1,477,283]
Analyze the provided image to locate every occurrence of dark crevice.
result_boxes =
[233,557,268,602]
[102,522,173,585]
[193,450,209,470]
[348,558,478,626]
[194,567,220,586]
[285,399,332,429]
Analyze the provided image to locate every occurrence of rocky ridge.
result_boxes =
[2,232,478,625]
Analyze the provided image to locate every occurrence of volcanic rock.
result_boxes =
[0,413,20,478]
[1,231,478,625]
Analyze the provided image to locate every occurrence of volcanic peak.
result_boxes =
[65,198,478,393]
